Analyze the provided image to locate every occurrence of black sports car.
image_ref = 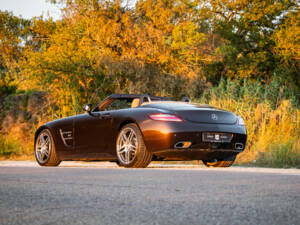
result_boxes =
[34,94,247,168]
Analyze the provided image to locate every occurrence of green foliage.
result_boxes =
[0,135,23,158]
[203,0,299,86]
[0,84,17,97]
[201,78,299,108]
[256,138,300,168]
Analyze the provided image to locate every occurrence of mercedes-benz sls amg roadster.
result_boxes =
[34,94,247,168]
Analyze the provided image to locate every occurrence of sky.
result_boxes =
[0,0,62,20]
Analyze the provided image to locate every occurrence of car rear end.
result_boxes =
[140,102,247,161]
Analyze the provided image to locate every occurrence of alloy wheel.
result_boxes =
[116,127,138,165]
[35,131,51,164]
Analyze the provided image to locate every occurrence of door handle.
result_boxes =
[101,113,112,119]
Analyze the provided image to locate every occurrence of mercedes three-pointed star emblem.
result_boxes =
[211,113,218,120]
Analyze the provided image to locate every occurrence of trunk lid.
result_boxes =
[176,109,237,124]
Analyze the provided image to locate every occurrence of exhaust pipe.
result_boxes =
[174,141,192,149]
[235,143,244,150]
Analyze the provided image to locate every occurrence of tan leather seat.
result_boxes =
[131,98,140,108]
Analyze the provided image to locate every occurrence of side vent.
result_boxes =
[59,129,73,147]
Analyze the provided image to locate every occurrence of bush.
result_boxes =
[201,78,299,108]
[256,138,300,168]
[0,135,23,158]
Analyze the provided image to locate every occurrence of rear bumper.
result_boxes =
[139,119,247,158]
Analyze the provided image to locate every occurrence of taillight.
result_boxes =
[148,113,184,122]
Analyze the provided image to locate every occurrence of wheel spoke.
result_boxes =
[121,133,127,143]
[37,151,42,160]
[38,138,43,147]
[44,137,50,146]
[128,145,137,155]
[40,151,45,160]
[44,149,49,157]
[128,148,136,155]
[128,131,134,142]
[41,135,47,145]
[119,147,126,154]
[125,151,129,163]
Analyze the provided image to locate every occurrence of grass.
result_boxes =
[0,135,24,158]
[254,139,300,168]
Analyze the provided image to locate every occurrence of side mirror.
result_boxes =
[83,104,92,113]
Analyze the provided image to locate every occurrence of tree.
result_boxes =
[0,11,31,95]
[203,0,298,82]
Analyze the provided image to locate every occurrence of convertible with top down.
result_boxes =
[34,94,247,168]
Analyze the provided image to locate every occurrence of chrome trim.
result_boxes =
[174,141,192,149]
[59,129,73,147]
[235,143,244,150]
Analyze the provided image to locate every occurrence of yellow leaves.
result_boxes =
[273,12,300,63]
[78,77,94,89]
[171,22,206,50]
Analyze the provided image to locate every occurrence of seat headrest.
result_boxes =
[131,98,140,108]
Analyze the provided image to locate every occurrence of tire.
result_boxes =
[116,123,152,168]
[115,161,123,167]
[203,155,236,167]
[34,129,61,166]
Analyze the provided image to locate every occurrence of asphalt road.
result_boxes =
[0,162,300,225]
